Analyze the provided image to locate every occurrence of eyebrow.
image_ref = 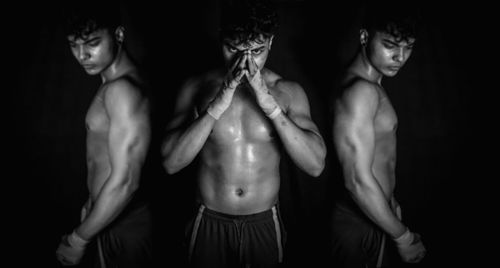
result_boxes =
[251,46,265,51]
[68,36,101,44]
[224,42,266,51]
[382,38,415,47]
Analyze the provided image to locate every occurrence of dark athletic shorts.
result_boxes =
[84,202,153,268]
[330,198,397,268]
[186,204,286,268]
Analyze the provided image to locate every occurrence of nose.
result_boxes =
[78,46,90,62]
[393,48,404,63]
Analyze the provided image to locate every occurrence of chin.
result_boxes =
[84,68,101,76]
[384,70,399,77]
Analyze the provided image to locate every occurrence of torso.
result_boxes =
[86,88,111,201]
[85,71,144,202]
[195,69,286,215]
[371,87,397,197]
[340,74,398,200]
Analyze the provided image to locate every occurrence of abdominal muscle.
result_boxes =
[198,140,281,215]
[86,133,112,202]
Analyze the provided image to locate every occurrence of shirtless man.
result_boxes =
[56,6,153,267]
[330,6,427,267]
[161,1,326,267]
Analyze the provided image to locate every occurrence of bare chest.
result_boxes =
[374,94,398,135]
[206,89,277,144]
[85,91,109,134]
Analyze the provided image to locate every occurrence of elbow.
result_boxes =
[162,157,183,175]
[161,141,182,175]
[306,156,325,178]
[310,148,327,177]
[309,167,323,178]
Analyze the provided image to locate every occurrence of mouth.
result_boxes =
[388,66,401,72]
[81,64,95,69]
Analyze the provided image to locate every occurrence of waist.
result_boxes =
[198,175,280,215]
[198,203,278,223]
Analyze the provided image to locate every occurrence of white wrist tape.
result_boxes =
[207,86,235,120]
[68,230,89,248]
[393,228,414,247]
[207,106,223,120]
[267,106,282,119]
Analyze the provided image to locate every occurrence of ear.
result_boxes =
[269,35,274,50]
[115,26,125,44]
[359,29,368,46]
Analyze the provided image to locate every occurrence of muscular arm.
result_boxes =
[333,82,406,239]
[76,80,150,240]
[161,79,217,174]
[271,81,326,177]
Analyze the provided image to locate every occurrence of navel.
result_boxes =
[235,188,245,197]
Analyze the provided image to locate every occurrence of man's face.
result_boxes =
[222,35,272,72]
[367,31,415,77]
[67,28,117,75]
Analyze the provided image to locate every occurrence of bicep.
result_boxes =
[165,80,200,131]
[335,115,375,179]
[283,83,321,135]
[106,86,150,177]
[333,92,377,182]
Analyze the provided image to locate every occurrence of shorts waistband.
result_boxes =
[199,204,277,223]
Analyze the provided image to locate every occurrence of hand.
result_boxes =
[244,52,281,118]
[207,53,247,120]
[394,229,427,263]
[226,52,248,90]
[56,231,89,266]
[244,51,266,93]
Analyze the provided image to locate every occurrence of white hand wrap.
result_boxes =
[393,228,413,247]
[393,228,426,263]
[267,106,282,119]
[68,230,89,249]
[256,92,282,119]
[207,84,236,120]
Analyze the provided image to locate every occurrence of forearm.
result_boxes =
[75,174,138,240]
[272,113,326,176]
[348,179,407,238]
[162,112,216,174]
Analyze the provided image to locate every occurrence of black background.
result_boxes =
[9,1,489,267]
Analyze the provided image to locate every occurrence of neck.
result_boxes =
[100,46,134,83]
[350,47,383,85]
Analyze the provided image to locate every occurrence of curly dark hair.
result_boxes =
[63,2,121,40]
[219,0,279,45]
[362,3,420,43]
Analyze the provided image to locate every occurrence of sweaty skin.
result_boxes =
[332,29,425,263]
[162,37,325,215]
[69,28,150,240]
[333,30,414,239]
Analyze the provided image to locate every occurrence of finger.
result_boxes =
[237,53,247,71]
[236,69,247,81]
[56,253,64,262]
[247,55,258,76]
[412,233,421,244]
[229,53,243,72]
[227,69,246,89]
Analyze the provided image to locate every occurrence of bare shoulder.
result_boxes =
[265,69,300,94]
[102,77,148,110]
[337,78,380,109]
[175,69,223,107]
[265,69,307,106]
